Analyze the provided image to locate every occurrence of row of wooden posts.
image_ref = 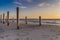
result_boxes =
[0,7,41,30]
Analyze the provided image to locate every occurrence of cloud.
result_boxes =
[27,0,32,2]
[38,3,45,7]
[58,2,60,5]
[38,2,51,7]
[37,1,60,8]
[14,0,32,3]
[13,0,27,9]
[19,6,27,8]
[13,1,22,5]
[13,0,60,8]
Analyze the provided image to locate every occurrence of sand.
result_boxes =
[0,22,60,40]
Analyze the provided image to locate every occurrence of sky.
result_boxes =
[0,0,60,19]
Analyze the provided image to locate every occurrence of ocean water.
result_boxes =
[9,19,60,25]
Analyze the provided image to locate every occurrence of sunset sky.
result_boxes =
[0,0,60,19]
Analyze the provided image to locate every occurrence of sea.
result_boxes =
[8,19,60,25]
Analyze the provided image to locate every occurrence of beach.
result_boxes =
[0,0,60,40]
[0,21,60,40]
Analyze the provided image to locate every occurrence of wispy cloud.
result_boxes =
[37,2,51,7]
[27,0,32,2]
[13,0,60,8]
[58,2,60,5]
[37,1,60,8]
[13,2,22,5]
[13,0,27,9]
[19,6,27,8]
[38,2,45,7]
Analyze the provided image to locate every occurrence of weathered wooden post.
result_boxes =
[12,17,14,22]
[7,11,9,26]
[16,7,19,29]
[0,14,2,23]
[25,16,27,24]
[3,13,5,24]
[39,16,41,26]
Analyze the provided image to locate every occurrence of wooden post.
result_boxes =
[16,7,19,29]
[12,17,14,22]
[0,14,2,23]
[39,16,41,26]
[3,13,5,24]
[25,16,27,24]
[7,11,9,26]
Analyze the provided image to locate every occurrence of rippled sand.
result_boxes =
[0,22,60,40]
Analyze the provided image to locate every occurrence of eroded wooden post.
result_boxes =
[3,13,5,24]
[12,17,14,22]
[39,16,41,26]
[7,11,9,26]
[16,7,19,29]
[25,16,27,24]
[0,14,2,23]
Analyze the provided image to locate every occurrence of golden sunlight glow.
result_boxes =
[8,6,60,19]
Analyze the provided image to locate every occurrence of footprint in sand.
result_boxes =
[40,35,50,39]
[50,38,53,40]
[5,35,9,37]
[56,36,60,40]
[50,29,56,32]
[0,36,4,39]
[56,31,60,36]
[15,38,19,40]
